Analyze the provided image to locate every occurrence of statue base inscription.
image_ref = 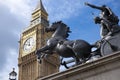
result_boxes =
[39,51,120,80]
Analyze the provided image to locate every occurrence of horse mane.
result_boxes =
[52,21,67,26]
[52,21,71,38]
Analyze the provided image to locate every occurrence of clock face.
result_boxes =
[23,37,35,52]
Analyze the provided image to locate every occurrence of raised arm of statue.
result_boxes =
[85,2,103,11]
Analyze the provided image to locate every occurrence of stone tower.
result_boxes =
[18,0,59,80]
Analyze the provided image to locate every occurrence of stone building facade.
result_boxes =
[18,0,59,80]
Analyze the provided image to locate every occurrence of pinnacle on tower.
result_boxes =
[30,0,48,27]
[34,0,48,14]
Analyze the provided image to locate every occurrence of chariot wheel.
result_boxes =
[101,35,120,56]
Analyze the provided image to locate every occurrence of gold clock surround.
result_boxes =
[22,30,36,57]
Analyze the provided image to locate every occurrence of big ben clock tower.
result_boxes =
[18,0,59,80]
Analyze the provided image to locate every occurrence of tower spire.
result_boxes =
[31,0,49,27]
[34,0,47,14]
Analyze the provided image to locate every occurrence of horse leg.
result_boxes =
[73,56,81,65]
[36,45,50,53]
[60,57,69,69]
[36,45,51,61]
[63,42,81,65]
[43,50,53,60]
[36,53,46,63]
[66,45,81,65]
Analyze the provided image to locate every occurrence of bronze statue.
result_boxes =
[85,2,119,25]
[85,2,120,56]
[36,21,92,68]
[85,2,120,38]
[35,3,120,68]
[94,16,115,38]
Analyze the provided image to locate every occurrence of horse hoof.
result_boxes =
[37,59,42,64]
[76,62,82,65]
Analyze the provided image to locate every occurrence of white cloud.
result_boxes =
[44,0,114,22]
[44,0,83,21]
[0,71,9,80]
[0,0,32,20]
[0,48,18,80]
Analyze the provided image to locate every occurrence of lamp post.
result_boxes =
[9,68,17,80]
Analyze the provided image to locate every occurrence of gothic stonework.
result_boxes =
[18,0,60,80]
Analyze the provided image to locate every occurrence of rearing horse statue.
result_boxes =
[36,21,92,66]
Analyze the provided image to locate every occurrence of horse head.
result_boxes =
[45,21,71,38]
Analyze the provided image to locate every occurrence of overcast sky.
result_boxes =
[0,0,120,80]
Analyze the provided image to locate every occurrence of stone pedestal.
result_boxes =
[39,51,120,80]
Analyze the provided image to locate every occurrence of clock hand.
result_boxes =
[25,42,29,46]
[28,42,30,46]
[28,39,31,46]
